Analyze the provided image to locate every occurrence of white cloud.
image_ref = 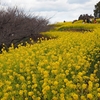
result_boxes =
[67,0,90,4]
[0,0,100,23]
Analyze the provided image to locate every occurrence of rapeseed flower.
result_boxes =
[82,84,87,89]
[71,93,78,100]
[87,93,93,99]
[19,90,23,95]
[28,91,33,96]
[98,93,100,98]
[97,88,100,92]
[0,22,100,99]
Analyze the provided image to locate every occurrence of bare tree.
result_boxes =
[0,7,51,51]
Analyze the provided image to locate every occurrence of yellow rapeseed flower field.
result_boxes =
[0,22,100,100]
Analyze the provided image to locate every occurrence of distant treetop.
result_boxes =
[78,14,94,20]
[94,1,100,18]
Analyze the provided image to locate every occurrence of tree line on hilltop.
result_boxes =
[78,1,100,23]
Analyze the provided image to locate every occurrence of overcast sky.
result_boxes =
[0,0,100,23]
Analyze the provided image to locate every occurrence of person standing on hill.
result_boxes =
[86,18,90,23]
[94,18,97,23]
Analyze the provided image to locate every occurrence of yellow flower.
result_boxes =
[45,85,50,91]
[19,76,25,81]
[43,71,49,78]
[28,91,33,96]
[60,88,65,93]
[54,81,58,86]
[60,93,65,100]
[71,93,78,100]
[24,90,27,95]
[36,97,41,100]
[95,83,99,88]
[19,90,23,95]
[9,75,14,80]
[1,97,8,100]
[22,84,26,89]
[65,70,69,75]
[32,95,36,99]
[64,79,68,83]
[4,93,9,97]
[81,95,86,100]
[11,96,15,100]
[42,85,50,95]
[47,65,51,69]
[97,88,100,92]
[52,96,58,100]
[25,98,28,100]
[87,93,93,99]
[51,70,58,75]
[78,72,83,76]
[42,89,46,95]
[52,90,57,95]
[16,84,20,88]
[60,93,64,97]
[5,81,11,85]
[32,84,37,89]
[27,76,31,80]
[88,81,93,91]
[20,63,24,68]
[27,81,31,85]
[7,86,12,91]
[82,84,87,89]
[98,93,100,98]
[71,71,75,75]
[68,64,71,68]
[0,81,3,88]
[75,65,80,70]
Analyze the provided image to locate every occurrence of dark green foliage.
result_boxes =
[94,1,100,18]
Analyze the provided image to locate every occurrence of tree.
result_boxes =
[0,7,51,51]
[78,14,94,20]
[94,1,100,18]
